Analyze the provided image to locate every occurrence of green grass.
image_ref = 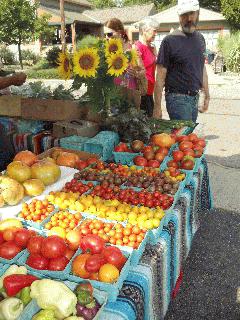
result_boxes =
[26,68,60,79]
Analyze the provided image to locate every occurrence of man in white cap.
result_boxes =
[154,0,210,121]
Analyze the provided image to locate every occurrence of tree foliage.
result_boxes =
[198,0,221,12]
[89,0,116,8]
[221,0,240,30]
[35,13,55,45]
[0,0,52,69]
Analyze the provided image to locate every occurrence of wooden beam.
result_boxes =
[71,22,76,51]
[60,0,66,52]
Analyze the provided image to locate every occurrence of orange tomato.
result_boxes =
[72,253,91,279]
[128,234,137,242]
[132,226,141,235]
[123,228,131,236]
[99,264,120,283]
[115,232,123,240]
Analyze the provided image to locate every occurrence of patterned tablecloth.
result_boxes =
[99,157,213,320]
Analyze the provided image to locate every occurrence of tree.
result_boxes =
[35,13,55,46]
[221,0,240,30]
[198,0,221,12]
[89,0,116,8]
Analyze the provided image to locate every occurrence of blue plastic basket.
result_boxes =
[113,150,141,165]
[0,249,26,266]
[19,208,57,231]
[84,131,120,161]
[60,135,89,151]
[66,247,131,302]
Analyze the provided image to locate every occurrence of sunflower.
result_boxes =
[57,51,72,80]
[105,38,123,56]
[128,49,138,67]
[106,52,128,77]
[73,48,100,78]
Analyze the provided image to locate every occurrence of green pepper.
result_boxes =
[32,309,56,320]
[76,290,93,306]
[20,287,31,305]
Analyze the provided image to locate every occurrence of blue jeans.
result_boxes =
[165,93,199,122]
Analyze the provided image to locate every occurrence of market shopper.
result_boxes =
[104,18,146,110]
[135,18,159,117]
[0,72,27,171]
[154,0,210,121]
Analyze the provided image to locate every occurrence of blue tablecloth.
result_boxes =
[99,157,212,320]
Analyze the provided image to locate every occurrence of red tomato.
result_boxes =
[181,159,195,170]
[64,248,76,260]
[27,254,49,270]
[41,236,67,259]
[27,236,43,255]
[14,229,31,248]
[176,135,189,142]
[80,234,105,254]
[0,241,22,259]
[158,147,169,156]
[75,160,88,170]
[154,152,165,163]
[179,141,193,151]
[183,148,195,157]
[172,150,184,162]
[167,160,179,168]
[147,160,160,168]
[194,149,203,158]
[102,247,126,270]
[85,254,106,273]
[143,145,153,153]
[133,156,148,167]
[48,256,69,271]
[76,282,93,294]
[195,139,206,148]
[0,232,4,245]
[87,157,98,166]
[3,229,17,242]
[188,133,198,142]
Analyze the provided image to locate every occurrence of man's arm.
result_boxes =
[0,73,26,90]
[153,64,167,119]
[200,65,210,112]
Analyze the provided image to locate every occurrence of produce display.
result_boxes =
[0,128,207,316]
[18,199,55,223]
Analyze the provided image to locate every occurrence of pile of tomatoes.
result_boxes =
[72,234,127,283]
[62,179,94,194]
[26,234,75,271]
[0,228,35,260]
[44,211,82,233]
[18,199,55,223]
[90,185,174,209]
[77,220,146,249]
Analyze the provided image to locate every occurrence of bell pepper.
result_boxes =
[0,297,24,320]
[32,309,56,320]
[0,265,27,289]
[3,274,39,297]
[19,287,32,305]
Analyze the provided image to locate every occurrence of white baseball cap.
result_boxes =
[177,0,199,15]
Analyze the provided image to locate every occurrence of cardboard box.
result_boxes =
[52,120,99,138]
[0,95,21,117]
[38,147,99,161]
[21,98,88,121]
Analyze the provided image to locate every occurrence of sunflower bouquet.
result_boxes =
[57,35,137,114]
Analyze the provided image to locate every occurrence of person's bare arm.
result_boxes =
[0,72,26,90]
[200,65,210,112]
[153,64,167,119]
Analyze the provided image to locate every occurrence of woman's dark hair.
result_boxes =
[105,18,129,43]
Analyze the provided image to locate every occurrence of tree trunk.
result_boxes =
[18,42,23,70]
[60,0,66,52]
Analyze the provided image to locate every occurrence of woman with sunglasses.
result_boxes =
[104,18,145,109]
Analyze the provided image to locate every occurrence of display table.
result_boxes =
[99,157,212,320]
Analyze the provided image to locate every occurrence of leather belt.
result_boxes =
[166,89,199,96]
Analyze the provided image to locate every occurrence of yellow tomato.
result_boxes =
[99,264,120,283]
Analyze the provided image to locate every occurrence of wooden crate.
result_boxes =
[0,95,21,117]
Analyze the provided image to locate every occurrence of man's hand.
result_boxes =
[153,105,162,119]
[199,93,210,113]
[11,72,27,86]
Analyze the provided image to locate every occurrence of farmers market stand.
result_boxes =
[99,157,212,320]
[0,132,212,320]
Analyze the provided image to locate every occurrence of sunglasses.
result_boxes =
[105,32,113,38]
